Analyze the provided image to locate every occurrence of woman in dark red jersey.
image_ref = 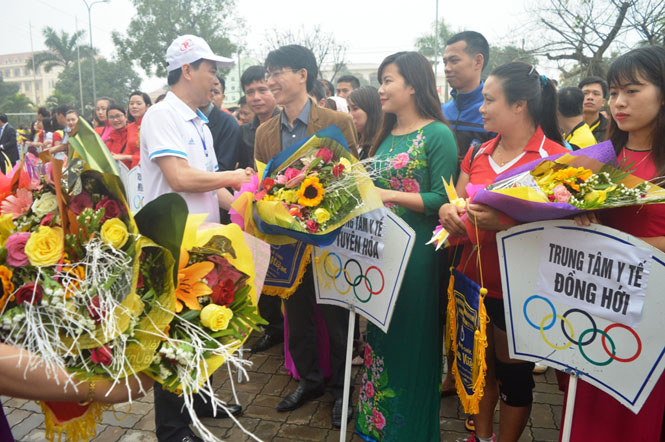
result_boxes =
[439,62,568,442]
[569,45,665,442]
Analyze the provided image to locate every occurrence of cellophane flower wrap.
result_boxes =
[471,141,665,222]
[240,125,383,246]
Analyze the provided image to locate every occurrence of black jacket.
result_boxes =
[0,123,18,172]
[204,105,241,171]
[236,108,281,169]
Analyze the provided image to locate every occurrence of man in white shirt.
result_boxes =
[141,34,252,442]
[140,35,252,222]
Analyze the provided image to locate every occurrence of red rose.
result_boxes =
[332,163,345,178]
[96,196,123,222]
[15,283,43,305]
[262,177,276,192]
[211,278,235,306]
[69,192,93,215]
[90,346,113,366]
[316,147,334,163]
[289,206,302,218]
[86,295,105,323]
[40,213,55,226]
[306,219,319,233]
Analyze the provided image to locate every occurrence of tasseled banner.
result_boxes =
[40,401,108,442]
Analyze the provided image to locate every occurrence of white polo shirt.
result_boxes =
[140,91,220,222]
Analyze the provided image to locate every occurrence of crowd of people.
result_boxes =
[0,27,664,442]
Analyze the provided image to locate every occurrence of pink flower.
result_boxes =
[90,346,113,366]
[15,283,43,305]
[315,147,334,163]
[365,382,375,399]
[553,184,572,203]
[306,219,319,233]
[371,409,386,430]
[402,178,420,193]
[364,344,373,368]
[284,168,302,181]
[69,192,93,215]
[392,152,410,170]
[5,232,31,267]
[44,162,55,186]
[390,177,401,190]
[465,183,486,200]
[1,188,33,219]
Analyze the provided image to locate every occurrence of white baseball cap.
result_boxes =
[166,35,235,73]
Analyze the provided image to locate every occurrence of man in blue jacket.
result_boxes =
[441,31,494,164]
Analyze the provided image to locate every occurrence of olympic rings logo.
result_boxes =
[320,251,385,303]
[523,295,642,367]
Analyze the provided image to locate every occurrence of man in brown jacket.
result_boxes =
[254,44,358,428]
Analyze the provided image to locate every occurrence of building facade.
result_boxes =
[0,51,63,106]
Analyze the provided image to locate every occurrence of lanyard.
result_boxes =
[190,120,210,159]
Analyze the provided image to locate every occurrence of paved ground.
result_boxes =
[4,332,564,442]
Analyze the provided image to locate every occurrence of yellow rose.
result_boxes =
[100,218,129,249]
[31,192,58,217]
[584,190,608,205]
[200,304,233,331]
[25,226,64,266]
[339,157,352,168]
[314,208,331,223]
[0,214,15,247]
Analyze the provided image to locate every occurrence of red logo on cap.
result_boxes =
[180,39,193,51]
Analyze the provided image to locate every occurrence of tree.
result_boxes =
[54,57,141,108]
[0,94,34,113]
[264,25,348,81]
[26,27,94,73]
[415,20,455,64]
[46,90,77,109]
[0,78,19,105]
[529,0,664,81]
[415,22,536,75]
[485,45,537,75]
[112,0,239,77]
[625,0,665,45]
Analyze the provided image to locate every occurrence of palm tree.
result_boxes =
[0,94,34,113]
[26,27,95,73]
[45,90,76,109]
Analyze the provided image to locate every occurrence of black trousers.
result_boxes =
[258,291,284,336]
[284,265,349,399]
[153,381,214,441]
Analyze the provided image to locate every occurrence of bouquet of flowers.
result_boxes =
[0,157,175,441]
[472,141,665,222]
[232,125,383,246]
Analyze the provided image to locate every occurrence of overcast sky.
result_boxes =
[2,0,530,89]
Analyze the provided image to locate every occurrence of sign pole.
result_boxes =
[561,373,578,442]
[339,306,356,442]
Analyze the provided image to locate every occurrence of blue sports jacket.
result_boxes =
[441,81,495,164]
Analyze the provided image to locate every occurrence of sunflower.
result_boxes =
[297,177,325,207]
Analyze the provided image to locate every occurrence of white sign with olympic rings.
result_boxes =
[116,162,145,213]
[312,208,415,333]
[498,220,665,414]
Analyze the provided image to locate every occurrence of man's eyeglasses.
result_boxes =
[107,113,126,121]
[265,68,298,81]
